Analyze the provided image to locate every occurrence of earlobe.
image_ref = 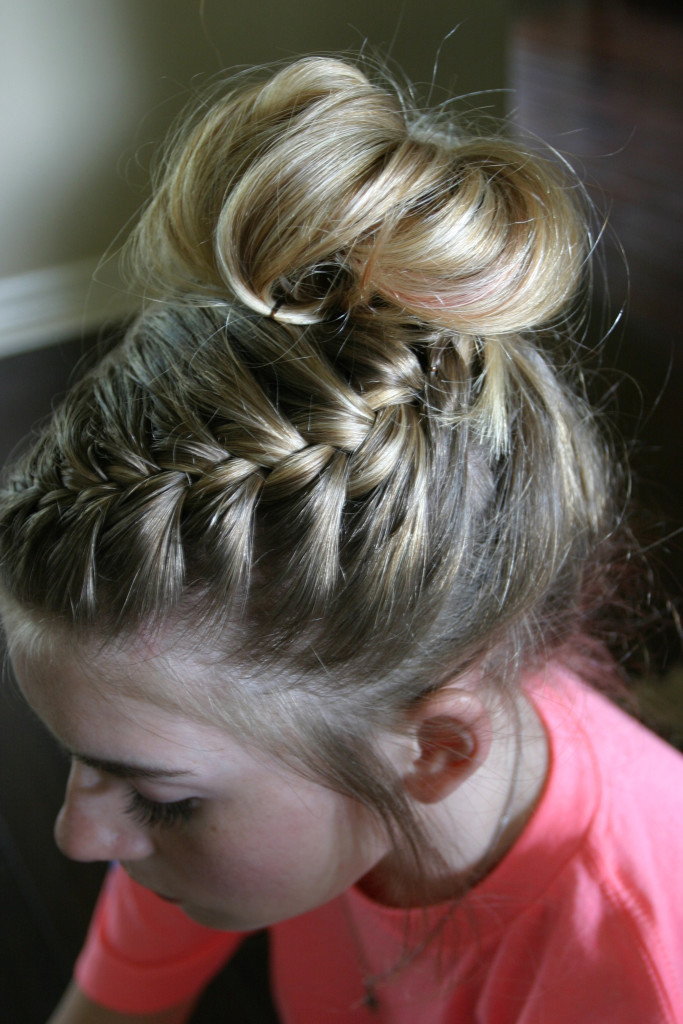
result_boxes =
[402,692,492,805]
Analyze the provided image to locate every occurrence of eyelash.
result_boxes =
[125,789,197,829]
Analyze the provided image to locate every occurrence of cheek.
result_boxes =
[166,791,380,900]
[165,798,321,875]
[146,791,394,932]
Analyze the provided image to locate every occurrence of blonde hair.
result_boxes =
[0,57,615,893]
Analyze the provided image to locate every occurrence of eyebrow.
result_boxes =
[70,751,197,781]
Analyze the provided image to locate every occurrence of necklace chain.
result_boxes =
[341,730,522,1015]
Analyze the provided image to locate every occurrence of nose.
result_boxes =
[54,761,154,863]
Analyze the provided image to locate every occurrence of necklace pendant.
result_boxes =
[363,983,380,1013]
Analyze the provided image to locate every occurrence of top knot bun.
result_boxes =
[132,57,586,336]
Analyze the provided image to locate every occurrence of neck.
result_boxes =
[359,691,548,908]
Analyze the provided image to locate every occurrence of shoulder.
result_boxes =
[75,867,244,1015]
[532,665,683,835]
[523,667,683,1020]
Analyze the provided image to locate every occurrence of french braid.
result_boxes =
[1,56,615,700]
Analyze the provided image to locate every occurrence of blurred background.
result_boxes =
[1,0,681,1019]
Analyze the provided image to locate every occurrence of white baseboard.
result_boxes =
[0,258,137,359]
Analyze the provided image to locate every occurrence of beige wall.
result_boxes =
[0,0,510,348]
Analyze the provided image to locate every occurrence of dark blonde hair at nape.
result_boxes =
[0,57,615,897]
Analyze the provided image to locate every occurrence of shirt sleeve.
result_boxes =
[74,864,246,1014]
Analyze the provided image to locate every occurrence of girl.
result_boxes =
[1,57,682,1024]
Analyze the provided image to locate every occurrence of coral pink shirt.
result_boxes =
[76,669,683,1022]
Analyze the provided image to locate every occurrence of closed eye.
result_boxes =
[124,788,198,829]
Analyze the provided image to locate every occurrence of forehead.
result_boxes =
[6,618,282,781]
[11,629,189,732]
[2,602,217,700]
[2,604,381,779]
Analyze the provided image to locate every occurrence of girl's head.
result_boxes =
[0,57,612,911]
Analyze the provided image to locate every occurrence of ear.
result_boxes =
[402,689,492,805]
